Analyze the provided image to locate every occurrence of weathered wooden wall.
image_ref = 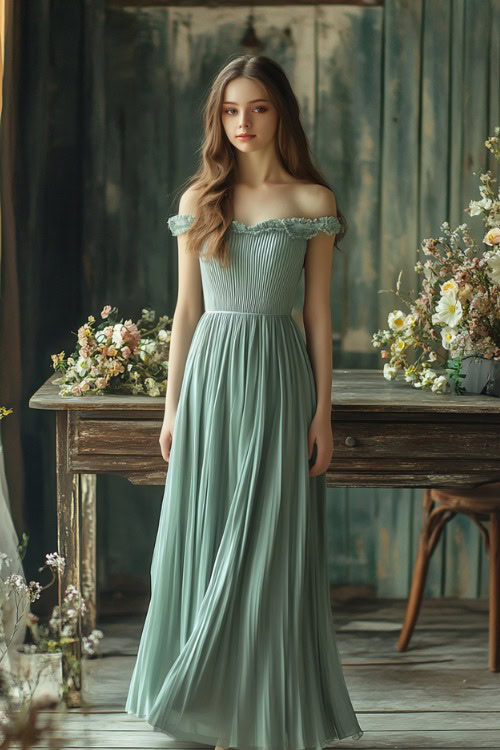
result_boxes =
[15,0,498,605]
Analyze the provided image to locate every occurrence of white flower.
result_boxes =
[45,552,66,574]
[141,308,155,322]
[75,357,92,376]
[387,310,407,333]
[484,227,500,246]
[0,553,12,573]
[440,278,458,295]
[27,581,42,602]
[5,574,27,594]
[421,369,437,387]
[468,197,492,216]
[405,368,417,382]
[392,338,406,353]
[383,363,398,380]
[441,326,458,350]
[112,323,125,346]
[431,375,449,393]
[139,340,157,360]
[486,253,500,285]
[404,313,416,329]
[158,329,168,341]
[432,293,463,327]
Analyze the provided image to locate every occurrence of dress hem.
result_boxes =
[125,707,364,749]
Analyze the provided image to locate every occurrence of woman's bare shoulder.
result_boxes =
[294,182,337,218]
[178,186,204,217]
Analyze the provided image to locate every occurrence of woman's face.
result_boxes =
[221,76,279,152]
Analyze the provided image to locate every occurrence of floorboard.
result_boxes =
[22,597,500,749]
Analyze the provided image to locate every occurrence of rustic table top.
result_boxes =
[29,370,500,416]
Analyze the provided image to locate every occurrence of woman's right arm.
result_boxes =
[160,187,203,462]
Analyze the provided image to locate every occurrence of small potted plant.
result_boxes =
[1,541,103,710]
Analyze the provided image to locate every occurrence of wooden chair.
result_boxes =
[396,483,500,671]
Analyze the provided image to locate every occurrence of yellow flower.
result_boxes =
[391,338,406,354]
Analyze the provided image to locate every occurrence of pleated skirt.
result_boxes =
[125,311,364,749]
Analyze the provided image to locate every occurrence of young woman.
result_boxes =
[126,54,364,748]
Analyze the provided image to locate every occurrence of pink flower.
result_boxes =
[122,320,141,352]
[101,305,112,319]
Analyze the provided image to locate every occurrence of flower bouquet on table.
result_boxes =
[51,305,173,397]
[372,126,500,395]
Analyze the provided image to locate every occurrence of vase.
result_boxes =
[460,355,500,397]
[10,650,63,704]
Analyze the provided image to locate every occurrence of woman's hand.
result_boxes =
[307,410,333,477]
[159,411,177,463]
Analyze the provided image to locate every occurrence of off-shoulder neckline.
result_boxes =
[168,213,339,232]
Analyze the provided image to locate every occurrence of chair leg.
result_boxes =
[489,513,500,672]
[396,489,456,652]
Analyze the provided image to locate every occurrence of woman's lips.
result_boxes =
[236,134,255,140]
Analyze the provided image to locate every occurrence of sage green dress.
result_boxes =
[125,214,364,748]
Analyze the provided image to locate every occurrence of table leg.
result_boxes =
[80,473,97,633]
[56,411,82,706]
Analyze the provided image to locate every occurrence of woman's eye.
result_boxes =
[224,107,267,115]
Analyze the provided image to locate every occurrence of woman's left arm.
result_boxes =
[302,187,338,477]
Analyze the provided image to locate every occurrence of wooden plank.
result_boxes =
[21,730,500,749]
[109,0,384,6]
[419,0,452,242]
[30,371,500,414]
[49,711,500,732]
[378,0,422,334]
[460,0,491,236]
[316,4,383,369]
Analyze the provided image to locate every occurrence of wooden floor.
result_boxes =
[34,597,500,749]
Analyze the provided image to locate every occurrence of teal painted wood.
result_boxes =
[96,0,494,598]
[15,1,495,599]
[316,6,383,370]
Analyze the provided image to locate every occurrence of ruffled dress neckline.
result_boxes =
[167,213,341,239]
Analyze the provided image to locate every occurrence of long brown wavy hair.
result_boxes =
[171,54,347,267]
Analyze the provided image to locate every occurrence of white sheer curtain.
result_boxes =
[0,436,27,667]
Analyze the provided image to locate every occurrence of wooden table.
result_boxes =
[29,369,500,703]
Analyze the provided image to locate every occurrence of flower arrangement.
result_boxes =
[0,535,103,714]
[372,127,500,394]
[51,305,173,397]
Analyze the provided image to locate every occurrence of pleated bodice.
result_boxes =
[167,214,341,315]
